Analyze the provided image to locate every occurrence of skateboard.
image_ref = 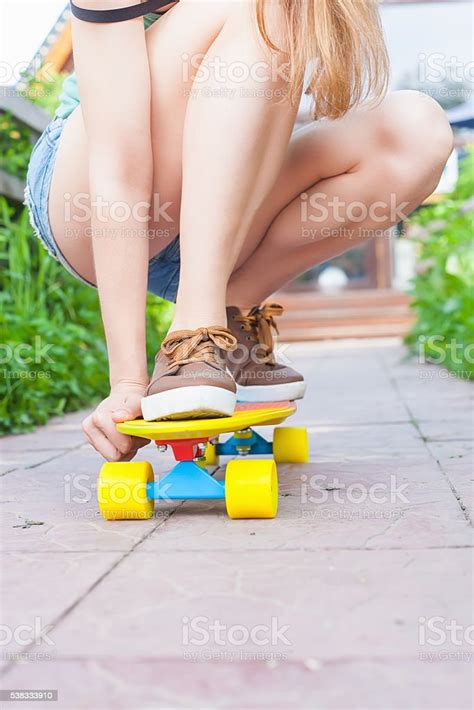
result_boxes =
[97,401,308,522]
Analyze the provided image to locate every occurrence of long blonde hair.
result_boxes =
[256,0,389,119]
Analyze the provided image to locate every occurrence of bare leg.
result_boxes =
[173,2,299,330]
[227,91,453,306]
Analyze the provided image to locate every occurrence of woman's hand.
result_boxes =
[82,382,149,461]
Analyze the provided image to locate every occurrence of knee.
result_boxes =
[373,91,453,195]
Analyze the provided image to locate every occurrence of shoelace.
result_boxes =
[161,327,237,374]
[235,303,284,365]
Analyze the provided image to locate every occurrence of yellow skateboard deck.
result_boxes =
[117,401,297,441]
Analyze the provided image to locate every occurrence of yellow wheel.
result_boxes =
[98,462,154,520]
[198,439,220,468]
[225,459,278,519]
[273,427,309,463]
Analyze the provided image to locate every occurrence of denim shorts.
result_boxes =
[24,116,181,302]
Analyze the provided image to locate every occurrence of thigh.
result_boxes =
[48,107,94,282]
[49,1,234,284]
[147,1,235,233]
[235,95,397,269]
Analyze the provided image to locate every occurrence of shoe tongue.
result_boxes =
[227,305,259,316]
[226,305,242,319]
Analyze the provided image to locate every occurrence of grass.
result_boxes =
[0,198,172,434]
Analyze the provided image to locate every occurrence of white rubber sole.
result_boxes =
[236,380,306,403]
[141,385,237,421]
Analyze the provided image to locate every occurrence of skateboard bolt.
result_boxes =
[235,429,252,440]
[196,444,206,457]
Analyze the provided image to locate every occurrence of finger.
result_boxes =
[111,393,144,423]
[113,437,147,462]
[133,436,149,450]
[93,412,136,456]
[111,405,149,452]
[120,449,140,462]
[111,408,134,423]
[86,421,121,461]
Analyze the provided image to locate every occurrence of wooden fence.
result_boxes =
[0,92,50,202]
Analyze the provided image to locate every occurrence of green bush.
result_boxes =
[0,113,32,179]
[406,149,474,380]
[0,74,67,179]
[0,199,173,434]
[26,71,68,117]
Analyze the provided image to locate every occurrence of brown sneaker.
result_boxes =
[142,327,237,421]
[226,303,306,402]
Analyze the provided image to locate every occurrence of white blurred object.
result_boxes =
[392,238,417,292]
[435,149,458,194]
[318,267,349,293]
[294,92,314,130]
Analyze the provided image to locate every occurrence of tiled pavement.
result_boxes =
[0,338,472,709]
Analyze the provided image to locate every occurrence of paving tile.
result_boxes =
[3,419,469,554]
[417,419,474,442]
[137,419,472,552]
[283,345,410,427]
[296,379,409,427]
[138,491,471,553]
[25,549,472,663]
[0,411,90,475]
[425,440,474,520]
[0,412,86,453]
[2,656,472,709]
[0,338,472,709]
[0,450,70,477]
[0,551,122,658]
[385,359,474,428]
[0,445,179,553]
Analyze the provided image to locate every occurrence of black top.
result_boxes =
[70,0,176,23]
